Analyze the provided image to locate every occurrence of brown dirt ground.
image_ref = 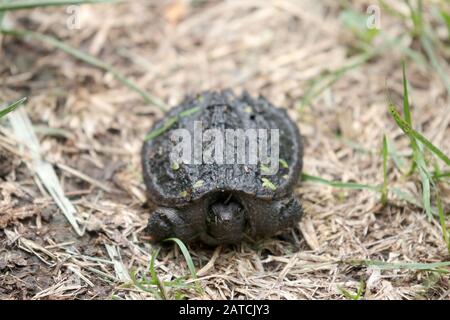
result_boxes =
[1,0,450,300]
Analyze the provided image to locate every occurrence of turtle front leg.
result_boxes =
[147,207,198,243]
[243,195,303,239]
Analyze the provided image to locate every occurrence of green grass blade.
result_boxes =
[0,29,166,110]
[402,62,412,127]
[298,52,375,110]
[129,269,161,298]
[144,117,177,141]
[415,150,433,219]
[149,247,161,284]
[339,280,364,300]
[148,247,166,299]
[302,173,380,191]
[388,65,443,219]
[379,0,407,20]
[338,286,356,300]
[406,0,450,97]
[441,10,450,35]
[179,106,200,117]
[388,105,450,166]
[0,0,113,11]
[297,32,425,111]
[163,238,198,283]
[406,0,424,36]
[437,192,450,255]
[130,245,197,299]
[0,0,13,28]
[391,187,423,209]
[420,31,450,98]
[144,106,200,141]
[336,136,371,154]
[401,62,418,175]
[434,171,450,180]
[380,33,427,67]
[355,281,365,300]
[0,97,27,118]
[381,135,389,205]
[386,137,407,174]
[340,9,379,44]
[419,165,433,219]
[345,259,450,273]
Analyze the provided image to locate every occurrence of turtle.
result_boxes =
[142,90,303,245]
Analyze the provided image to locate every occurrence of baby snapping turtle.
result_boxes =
[142,90,303,245]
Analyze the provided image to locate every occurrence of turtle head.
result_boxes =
[206,200,245,244]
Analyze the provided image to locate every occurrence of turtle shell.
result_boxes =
[142,90,302,208]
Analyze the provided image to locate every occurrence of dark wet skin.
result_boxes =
[142,90,303,245]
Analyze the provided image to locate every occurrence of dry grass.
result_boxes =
[0,0,450,300]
